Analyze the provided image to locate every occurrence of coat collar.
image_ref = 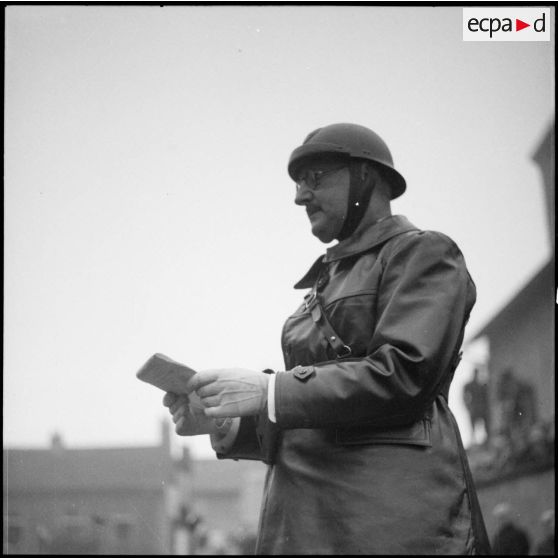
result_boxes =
[293,215,419,289]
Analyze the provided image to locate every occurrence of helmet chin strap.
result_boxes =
[337,160,375,241]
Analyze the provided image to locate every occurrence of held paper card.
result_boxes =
[136,353,197,393]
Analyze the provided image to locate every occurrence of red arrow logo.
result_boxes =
[516,19,530,31]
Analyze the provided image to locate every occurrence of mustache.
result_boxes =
[306,205,320,217]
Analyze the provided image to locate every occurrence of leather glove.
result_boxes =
[163,391,220,436]
[186,368,270,419]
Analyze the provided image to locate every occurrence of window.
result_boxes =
[115,520,133,541]
[7,523,23,545]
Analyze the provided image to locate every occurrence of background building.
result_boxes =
[189,458,265,533]
[187,458,267,554]
[3,421,267,555]
[3,421,194,555]
[464,121,555,549]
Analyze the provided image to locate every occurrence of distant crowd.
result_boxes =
[467,418,554,483]
[463,366,554,482]
[462,366,554,556]
[490,504,554,556]
[184,502,555,556]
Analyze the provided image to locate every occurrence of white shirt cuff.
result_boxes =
[268,372,277,423]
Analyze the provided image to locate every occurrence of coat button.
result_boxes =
[293,365,315,382]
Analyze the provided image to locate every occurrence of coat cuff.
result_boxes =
[210,417,241,453]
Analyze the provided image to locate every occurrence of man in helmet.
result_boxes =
[163,123,490,554]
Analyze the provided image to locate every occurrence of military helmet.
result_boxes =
[287,123,406,199]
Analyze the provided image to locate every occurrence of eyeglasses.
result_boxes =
[295,165,346,192]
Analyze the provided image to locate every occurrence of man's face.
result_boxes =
[293,159,350,243]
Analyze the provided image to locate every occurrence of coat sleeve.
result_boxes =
[214,412,280,464]
[274,231,477,429]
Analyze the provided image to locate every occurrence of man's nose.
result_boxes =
[294,184,313,206]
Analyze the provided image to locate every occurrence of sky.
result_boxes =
[4,5,555,459]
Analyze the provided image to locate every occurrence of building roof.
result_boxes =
[471,259,553,340]
[3,444,174,494]
[532,120,555,171]
[531,120,555,250]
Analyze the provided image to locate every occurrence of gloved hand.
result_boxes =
[163,391,220,436]
[186,368,270,418]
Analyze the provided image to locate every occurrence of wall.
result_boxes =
[483,263,554,436]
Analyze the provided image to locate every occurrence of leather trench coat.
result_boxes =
[217,215,490,555]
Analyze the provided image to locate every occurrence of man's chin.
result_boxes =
[310,224,336,244]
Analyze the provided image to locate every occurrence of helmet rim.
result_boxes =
[288,124,406,200]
